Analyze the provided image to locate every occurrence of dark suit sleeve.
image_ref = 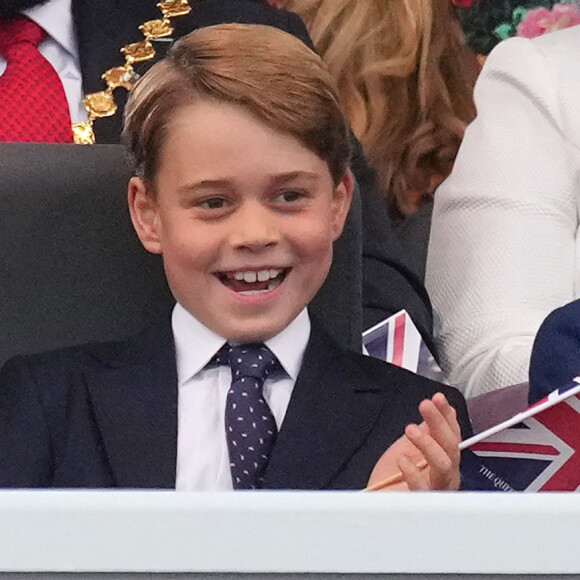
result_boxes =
[0,357,53,487]
[529,300,580,404]
[441,384,472,441]
[350,139,435,351]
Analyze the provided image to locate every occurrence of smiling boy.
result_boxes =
[0,24,470,490]
[129,99,347,345]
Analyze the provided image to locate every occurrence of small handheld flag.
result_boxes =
[461,382,580,491]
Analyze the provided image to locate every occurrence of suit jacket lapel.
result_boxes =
[84,324,178,488]
[261,324,389,490]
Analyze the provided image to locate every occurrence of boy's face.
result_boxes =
[129,100,353,343]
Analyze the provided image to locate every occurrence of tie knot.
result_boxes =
[214,343,278,381]
[0,16,45,57]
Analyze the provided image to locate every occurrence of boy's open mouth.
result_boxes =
[216,268,289,295]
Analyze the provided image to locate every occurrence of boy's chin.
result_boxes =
[216,316,295,345]
[222,326,284,345]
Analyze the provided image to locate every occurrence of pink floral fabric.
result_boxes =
[518,3,580,38]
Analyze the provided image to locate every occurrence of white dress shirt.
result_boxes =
[426,25,580,398]
[0,0,86,122]
[172,303,310,491]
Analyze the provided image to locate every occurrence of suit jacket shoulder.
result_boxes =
[529,299,580,403]
[0,325,178,488]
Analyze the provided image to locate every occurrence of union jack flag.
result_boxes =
[362,310,443,381]
[461,384,580,492]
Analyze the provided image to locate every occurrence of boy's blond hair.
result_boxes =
[123,23,352,187]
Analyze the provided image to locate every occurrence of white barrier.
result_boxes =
[0,491,578,576]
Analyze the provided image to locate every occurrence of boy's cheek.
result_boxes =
[291,222,337,248]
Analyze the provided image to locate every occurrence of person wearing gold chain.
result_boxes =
[0,0,311,144]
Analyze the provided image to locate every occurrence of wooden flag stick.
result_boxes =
[364,436,477,491]
[364,459,428,491]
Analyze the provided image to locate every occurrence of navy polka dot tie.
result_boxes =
[214,344,279,489]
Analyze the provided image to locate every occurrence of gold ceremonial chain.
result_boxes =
[72,0,197,144]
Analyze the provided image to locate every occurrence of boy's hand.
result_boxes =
[367,393,461,491]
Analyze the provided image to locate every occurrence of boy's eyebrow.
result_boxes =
[269,171,322,186]
[177,179,232,195]
[177,171,322,195]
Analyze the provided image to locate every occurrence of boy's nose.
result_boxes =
[229,203,280,251]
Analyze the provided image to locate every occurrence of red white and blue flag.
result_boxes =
[362,313,580,491]
[461,383,580,492]
[362,310,444,381]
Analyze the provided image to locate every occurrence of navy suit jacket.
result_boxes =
[0,321,470,489]
[529,299,580,404]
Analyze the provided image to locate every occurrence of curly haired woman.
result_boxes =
[271,0,480,218]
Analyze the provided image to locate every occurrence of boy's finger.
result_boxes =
[397,454,429,491]
[432,392,461,440]
[418,399,460,464]
[405,423,458,490]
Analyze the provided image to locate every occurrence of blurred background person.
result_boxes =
[528,299,580,404]
[278,0,480,221]
[0,0,157,143]
[426,21,580,399]
[0,0,311,143]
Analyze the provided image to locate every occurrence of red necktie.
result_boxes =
[0,16,73,142]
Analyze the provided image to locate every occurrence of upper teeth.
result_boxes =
[231,269,282,283]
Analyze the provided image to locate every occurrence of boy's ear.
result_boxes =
[127,176,162,255]
[330,169,355,241]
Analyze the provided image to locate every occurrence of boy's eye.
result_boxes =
[199,197,228,210]
[275,190,304,203]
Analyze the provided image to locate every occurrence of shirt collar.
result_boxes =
[173,303,227,386]
[264,309,310,382]
[24,0,78,59]
[172,303,311,385]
